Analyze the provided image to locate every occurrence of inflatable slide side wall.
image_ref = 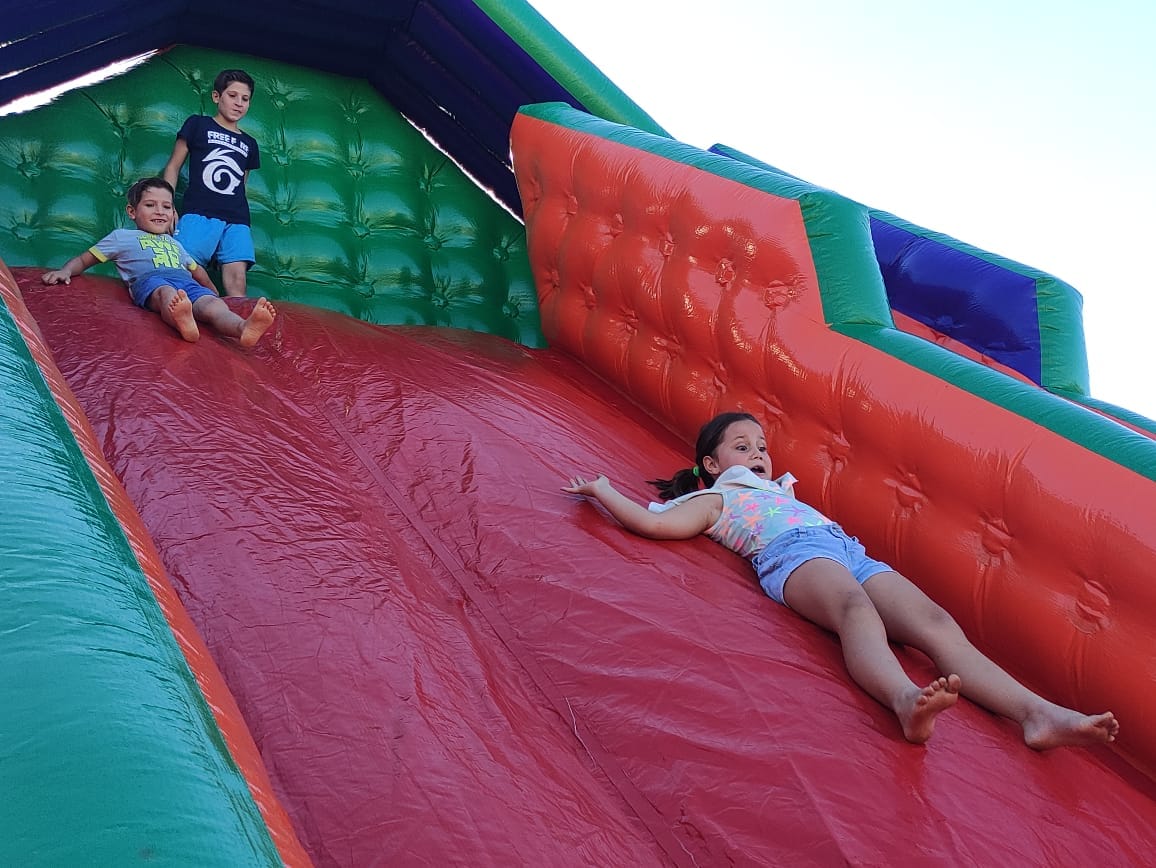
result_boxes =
[511,101,1156,778]
[4,4,1156,862]
[0,262,308,865]
[709,143,1156,436]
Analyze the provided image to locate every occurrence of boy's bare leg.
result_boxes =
[191,295,276,346]
[147,286,200,342]
[221,261,248,297]
[863,572,1119,748]
[783,560,960,744]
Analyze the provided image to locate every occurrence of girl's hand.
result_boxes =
[562,474,611,497]
[563,471,716,539]
[42,269,71,285]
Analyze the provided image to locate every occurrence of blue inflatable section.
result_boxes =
[710,142,1090,396]
[871,217,1044,384]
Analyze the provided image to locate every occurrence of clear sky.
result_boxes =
[528,0,1156,420]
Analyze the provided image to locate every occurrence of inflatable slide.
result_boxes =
[3,3,1155,866]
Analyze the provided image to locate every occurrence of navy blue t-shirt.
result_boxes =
[176,115,260,225]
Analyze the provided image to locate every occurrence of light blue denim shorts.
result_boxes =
[754,524,893,606]
[131,269,217,308]
[175,213,255,266]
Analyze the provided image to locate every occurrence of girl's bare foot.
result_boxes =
[897,674,961,744]
[165,289,200,342]
[1022,705,1119,750]
[239,297,276,347]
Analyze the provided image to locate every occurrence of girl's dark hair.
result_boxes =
[649,411,759,500]
[126,176,174,208]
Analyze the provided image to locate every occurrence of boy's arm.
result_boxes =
[190,263,219,294]
[42,250,99,285]
[563,474,717,539]
[162,139,189,190]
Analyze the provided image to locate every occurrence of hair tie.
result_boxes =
[692,465,700,477]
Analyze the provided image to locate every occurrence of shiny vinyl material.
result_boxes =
[12,264,1156,866]
[3,5,1156,862]
[511,103,1156,780]
[0,263,306,866]
[0,0,666,215]
[708,143,1093,396]
[0,46,545,346]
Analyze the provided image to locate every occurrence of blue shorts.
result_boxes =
[175,213,255,267]
[132,270,218,308]
[754,524,893,606]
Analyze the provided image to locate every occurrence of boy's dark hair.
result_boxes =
[213,68,255,95]
[649,411,760,500]
[126,177,174,209]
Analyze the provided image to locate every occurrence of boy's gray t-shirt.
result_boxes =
[89,229,198,289]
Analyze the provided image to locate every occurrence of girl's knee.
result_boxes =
[913,602,968,650]
[922,600,959,630]
[842,588,884,621]
[818,586,884,634]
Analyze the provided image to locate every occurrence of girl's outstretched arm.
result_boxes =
[563,474,718,540]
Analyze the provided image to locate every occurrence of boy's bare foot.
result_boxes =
[165,289,200,342]
[239,297,276,347]
[1022,705,1119,750]
[897,674,960,744]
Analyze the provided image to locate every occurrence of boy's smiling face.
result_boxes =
[127,185,176,235]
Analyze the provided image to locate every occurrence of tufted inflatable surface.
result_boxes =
[5,4,1156,863]
[708,143,1092,396]
[512,103,1156,782]
[0,46,544,345]
[0,0,667,214]
[14,268,1156,866]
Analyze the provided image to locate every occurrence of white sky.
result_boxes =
[528,0,1156,420]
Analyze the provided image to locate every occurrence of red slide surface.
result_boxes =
[18,270,1156,866]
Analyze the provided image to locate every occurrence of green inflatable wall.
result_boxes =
[0,45,544,346]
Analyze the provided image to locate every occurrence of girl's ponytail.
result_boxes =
[649,466,708,501]
[648,410,758,501]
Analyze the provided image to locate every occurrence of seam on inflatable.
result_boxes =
[297,343,707,868]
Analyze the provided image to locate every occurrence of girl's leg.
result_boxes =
[783,558,959,743]
[862,571,1118,748]
[192,296,277,346]
[146,285,199,342]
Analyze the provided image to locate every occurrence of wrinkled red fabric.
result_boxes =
[20,271,1156,867]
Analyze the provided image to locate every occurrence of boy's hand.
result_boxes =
[42,269,71,285]
[562,474,612,497]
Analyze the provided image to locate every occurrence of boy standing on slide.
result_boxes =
[163,68,260,298]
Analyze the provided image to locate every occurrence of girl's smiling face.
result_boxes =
[703,419,770,479]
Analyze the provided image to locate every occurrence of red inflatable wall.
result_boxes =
[511,105,1156,780]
